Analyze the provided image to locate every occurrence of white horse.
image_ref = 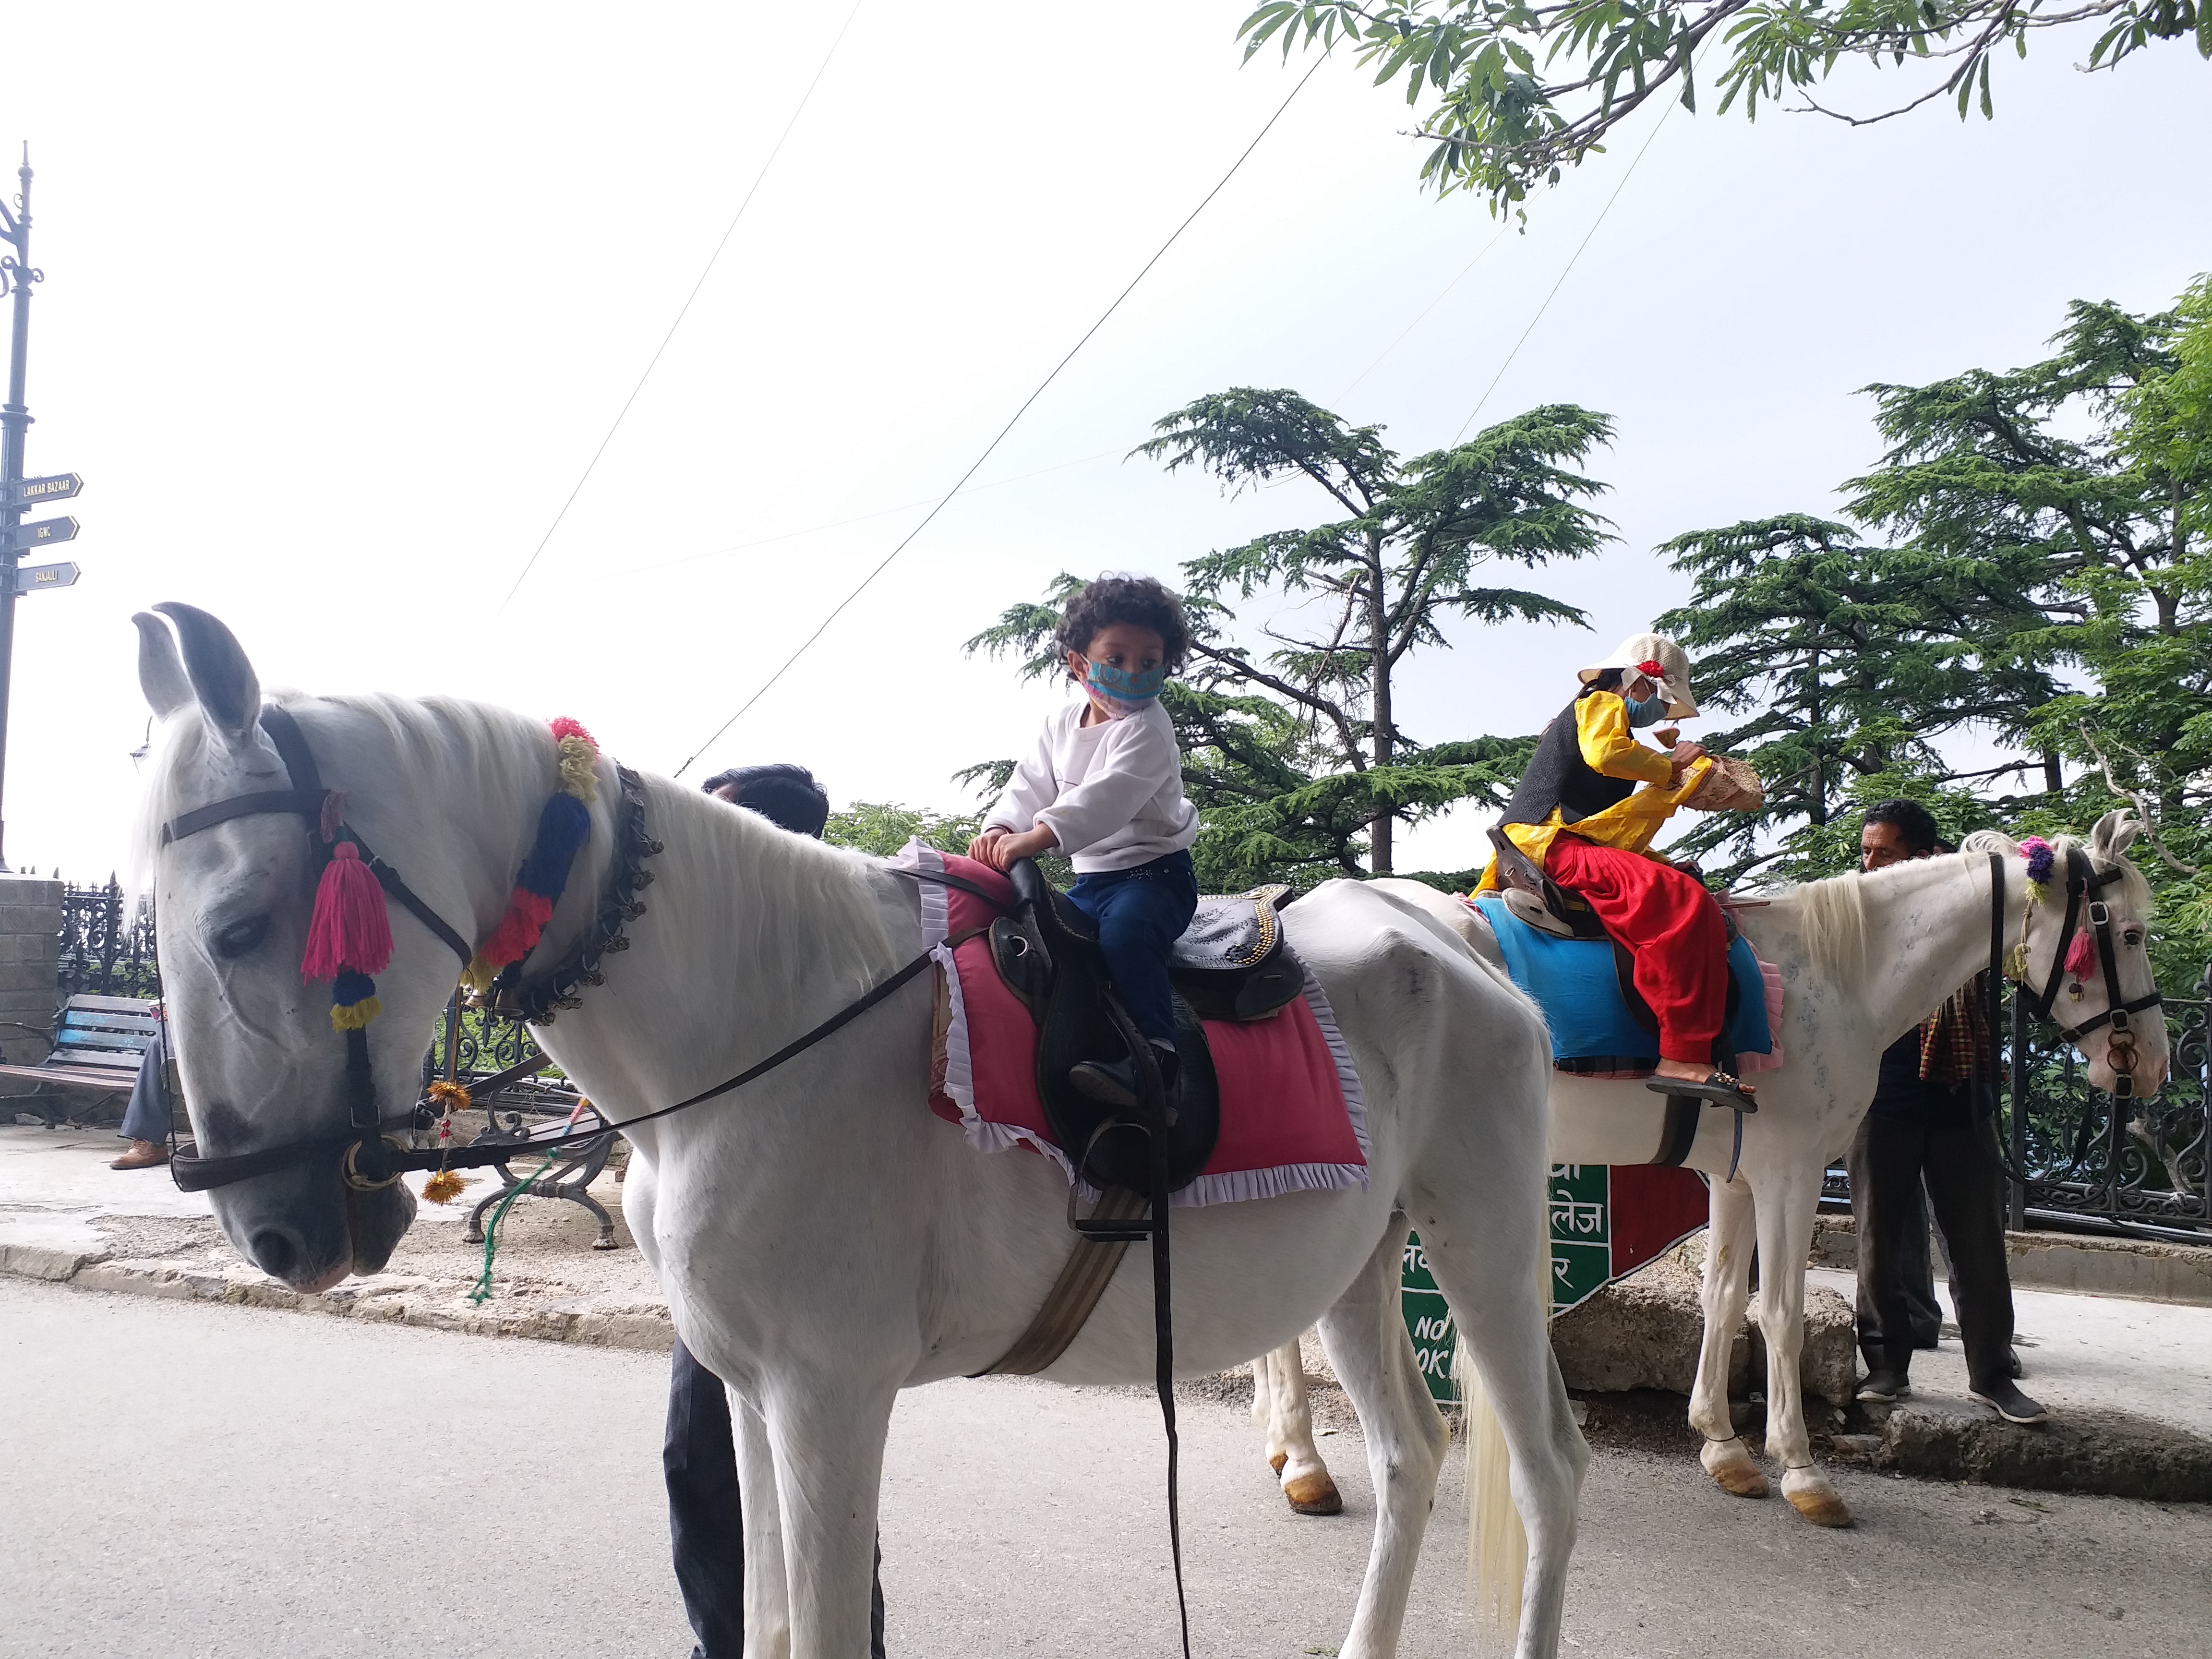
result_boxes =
[133,603,1584,1659]
[1250,833,2169,1528]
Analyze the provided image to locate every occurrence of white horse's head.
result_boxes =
[132,605,530,1289]
[1965,815,2170,1099]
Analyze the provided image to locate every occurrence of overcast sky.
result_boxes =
[4,3,2207,882]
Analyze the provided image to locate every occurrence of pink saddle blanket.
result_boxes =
[896,845,1369,1208]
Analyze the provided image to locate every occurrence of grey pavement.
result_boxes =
[6,1277,2210,1659]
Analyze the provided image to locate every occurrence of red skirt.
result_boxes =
[1544,835,1728,1065]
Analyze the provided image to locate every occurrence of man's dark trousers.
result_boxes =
[1851,1112,2016,1390]
[665,1335,886,1659]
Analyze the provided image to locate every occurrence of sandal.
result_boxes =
[1645,1072,1758,1112]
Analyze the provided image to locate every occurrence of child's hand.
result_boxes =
[969,826,1057,870]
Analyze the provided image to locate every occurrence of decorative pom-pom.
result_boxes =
[427,1079,473,1114]
[2004,942,2030,982]
[517,792,591,896]
[422,1169,468,1205]
[2019,835,2056,887]
[2064,930,2097,978]
[475,888,557,972]
[329,992,384,1031]
[2025,879,2048,905]
[548,716,596,747]
[1635,659,1664,677]
[301,842,394,981]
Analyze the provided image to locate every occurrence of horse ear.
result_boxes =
[152,601,262,745]
[132,612,192,718]
[2090,809,2141,861]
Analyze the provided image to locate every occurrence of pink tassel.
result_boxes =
[2064,931,2096,978]
[301,842,394,980]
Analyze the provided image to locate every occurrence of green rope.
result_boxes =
[468,1154,558,1305]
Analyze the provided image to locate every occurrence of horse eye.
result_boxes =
[212,914,271,959]
[2125,929,2145,949]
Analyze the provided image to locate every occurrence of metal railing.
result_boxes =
[57,879,160,1000]
[1821,967,2211,1244]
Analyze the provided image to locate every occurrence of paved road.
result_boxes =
[5,1279,2208,1659]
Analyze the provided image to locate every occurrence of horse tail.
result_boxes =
[1460,1346,1525,1635]
[1458,1193,1554,1637]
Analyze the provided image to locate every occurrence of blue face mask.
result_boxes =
[1085,659,1166,717]
[1624,691,1669,728]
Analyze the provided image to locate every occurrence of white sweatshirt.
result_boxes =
[983,695,1200,873]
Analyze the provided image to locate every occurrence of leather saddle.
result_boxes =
[987,860,1304,1200]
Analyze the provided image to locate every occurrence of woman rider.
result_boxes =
[1479,631,1754,1109]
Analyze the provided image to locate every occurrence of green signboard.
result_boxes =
[1401,1162,1707,1404]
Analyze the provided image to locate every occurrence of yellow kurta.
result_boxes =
[1476,692,1713,891]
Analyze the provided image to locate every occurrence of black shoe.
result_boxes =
[1968,1380,2048,1425]
[2008,1346,2025,1379]
[1069,1057,1142,1110]
[1857,1369,1911,1404]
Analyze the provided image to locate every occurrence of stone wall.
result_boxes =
[0,875,62,1093]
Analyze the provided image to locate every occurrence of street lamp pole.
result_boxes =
[0,147,42,871]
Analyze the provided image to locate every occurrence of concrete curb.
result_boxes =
[1845,1396,2212,1503]
[1812,1215,2212,1306]
[7,1242,677,1352]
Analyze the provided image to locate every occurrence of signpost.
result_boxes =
[12,561,77,594]
[8,515,76,551]
[0,148,81,869]
[1,471,78,507]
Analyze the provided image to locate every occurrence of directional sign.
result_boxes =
[11,561,79,595]
[7,517,78,552]
[1,472,82,508]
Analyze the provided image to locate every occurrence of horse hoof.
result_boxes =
[1785,1484,1854,1528]
[1701,1439,1768,1498]
[1268,1451,1288,1475]
[1284,1472,1343,1515]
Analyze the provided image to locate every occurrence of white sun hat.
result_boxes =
[1578,632,1698,719]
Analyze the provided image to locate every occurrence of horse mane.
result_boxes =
[134,693,902,1037]
[1762,866,1870,981]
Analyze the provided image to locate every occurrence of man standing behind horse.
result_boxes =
[1853,798,2047,1425]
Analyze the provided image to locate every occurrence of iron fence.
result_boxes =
[1822,966,2212,1243]
[57,880,160,1000]
[2007,963,2209,1241]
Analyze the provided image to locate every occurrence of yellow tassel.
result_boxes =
[329,995,383,1031]
[2025,879,2048,905]
[427,1079,473,1113]
[557,734,599,803]
[461,952,499,992]
[422,1169,467,1205]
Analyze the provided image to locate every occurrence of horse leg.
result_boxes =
[1750,1167,1852,1527]
[1256,1337,1343,1515]
[1314,1222,1452,1659]
[1689,1173,1767,1498]
[733,1387,793,1659]
[1423,1213,1587,1659]
[757,1379,896,1658]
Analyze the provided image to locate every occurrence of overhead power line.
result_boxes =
[495,0,866,615]
[671,53,1331,778]
[1453,71,1695,444]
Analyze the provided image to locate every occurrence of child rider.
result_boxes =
[967,574,1200,1110]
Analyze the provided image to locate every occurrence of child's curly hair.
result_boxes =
[1055,574,1190,676]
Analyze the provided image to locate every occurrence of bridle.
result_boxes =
[159,709,997,1197]
[2003,844,2164,1100]
[163,707,478,1193]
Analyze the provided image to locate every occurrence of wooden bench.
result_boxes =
[0,995,161,1128]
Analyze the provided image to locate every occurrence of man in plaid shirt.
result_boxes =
[1852,799,2046,1425]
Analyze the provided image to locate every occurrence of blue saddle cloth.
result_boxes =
[1470,893,1772,1065]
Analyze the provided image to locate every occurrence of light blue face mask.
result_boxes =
[1624,691,1669,728]
[1085,659,1166,718]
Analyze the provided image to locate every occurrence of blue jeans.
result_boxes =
[118,1026,170,1142]
[1064,850,1199,1048]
